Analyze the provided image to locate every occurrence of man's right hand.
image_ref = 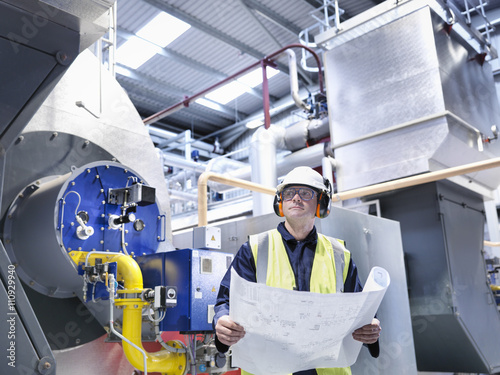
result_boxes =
[215,315,245,346]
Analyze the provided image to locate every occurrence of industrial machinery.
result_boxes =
[0,2,234,374]
[1,159,235,375]
[316,0,500,373]
[2,0,500,374]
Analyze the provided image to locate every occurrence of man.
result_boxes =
[213,166,381,375]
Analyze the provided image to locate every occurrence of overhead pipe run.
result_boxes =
[331,157,500,203]
[485,241,500,247]
[284,116,330,152]
[153,45,325,215]
[207,114,330,195]
[148,125,217,156]
[198,157,500,227]
[207,142,329,193]
[142,44,324,127]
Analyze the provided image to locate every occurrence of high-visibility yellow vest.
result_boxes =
[241,229,352,375]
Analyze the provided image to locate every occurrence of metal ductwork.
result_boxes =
[0,0,113,153]
[321,1,500,193]
[317,1,500,373]
[377,181,500,373]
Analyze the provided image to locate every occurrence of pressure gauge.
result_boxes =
[133,219,145,232]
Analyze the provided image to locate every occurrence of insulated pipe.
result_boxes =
[250,125,286,215]
[169,190,199,202]
[208,142,327,193]
[197,172,275,226]
[143,44,324,126]
[284,117,330,151]
[72,252,187,374]
[322,156,336,185]
[286,49,310,112]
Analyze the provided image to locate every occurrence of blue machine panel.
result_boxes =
[57,163,163,256]
[137,249,233,332]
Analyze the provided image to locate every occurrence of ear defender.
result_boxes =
[316,178,332,218]
[273,193,284,217]
[316,191,331,218]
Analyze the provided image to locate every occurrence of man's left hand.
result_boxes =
[352,318,381,344]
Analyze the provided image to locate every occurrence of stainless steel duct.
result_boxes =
[3,50,172,244]
[316,2,500,373]
[320,2,500,192]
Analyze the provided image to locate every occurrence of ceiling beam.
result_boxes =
[241,0,303,35]
[121,81,236,128]
[116,64,247,119]
[141,0,314,86]
[118,27,225,78]
[117,27,278,103]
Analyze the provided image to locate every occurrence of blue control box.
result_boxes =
[137,249,233,332]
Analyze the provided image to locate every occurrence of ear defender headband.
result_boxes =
[273,177,332,218]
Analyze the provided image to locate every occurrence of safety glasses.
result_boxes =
[282,187,316,201]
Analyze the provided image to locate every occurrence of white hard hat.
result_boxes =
[276,166,328,193]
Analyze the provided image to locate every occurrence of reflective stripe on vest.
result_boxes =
[250,229,350,293]
[244,229,352,375]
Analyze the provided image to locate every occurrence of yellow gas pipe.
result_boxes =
[70,251,187,374]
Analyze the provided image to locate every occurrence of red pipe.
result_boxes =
[143,44,324,126]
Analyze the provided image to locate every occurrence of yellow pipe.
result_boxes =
[122,307,186,373]
[71,252,186,374]
[330,157,500,203]
[484,240,500,247]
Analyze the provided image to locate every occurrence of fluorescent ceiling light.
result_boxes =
[245,119,264,129]
[116,12,190,69]
[195,98,224,111]
[238,67,280,88]
[200,67,281,106]
[205,81,249,105]
[116,37,160,69]
[137,12,191,47]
